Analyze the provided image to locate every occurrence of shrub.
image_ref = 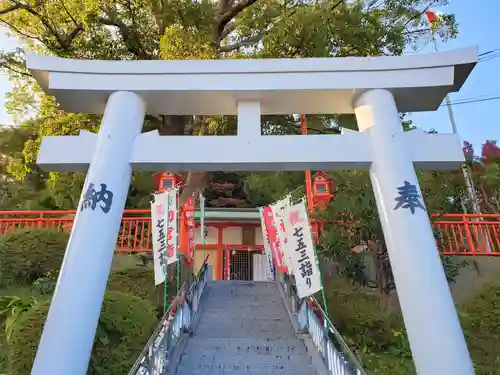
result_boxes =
[325,281,407,354]
[107,265,178,315]
[460,280,500,374]
[324,280,414,374]
[362,354,415,375]
[0,229,69,287]
[326,278,500,375]
[8,291,156,375]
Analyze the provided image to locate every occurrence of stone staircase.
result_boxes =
[175,281,317,375]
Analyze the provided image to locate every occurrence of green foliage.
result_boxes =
[464,140,500,214]
[460,280,500,373]
[0,126,54,210]
[314,168,468,308]
[362,354,415,375]
[8,291,156,375]
[0,295,38,343]
[107,263,179,315]
[0,0,459,209]
[32,271,58,296]
[0,229,68,287]
[244,171,305,205]
[324,280,414,374]
[326,277,500,375]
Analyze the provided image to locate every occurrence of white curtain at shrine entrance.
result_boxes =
[252,253,269,281]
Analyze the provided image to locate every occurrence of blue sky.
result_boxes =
[407,0,500,152]
[0,1,498,153]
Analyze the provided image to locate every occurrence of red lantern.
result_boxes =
[152,171,183,193]
[312,172,334,210]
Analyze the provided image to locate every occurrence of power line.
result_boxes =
[479,47,500,57]
[441,95,500,107]
[479,52,500,63]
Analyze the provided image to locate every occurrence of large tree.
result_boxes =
[463,140,500,215]
[0,125,55,209]
[0,0,457,208]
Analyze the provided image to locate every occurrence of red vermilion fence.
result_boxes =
[0,210,499,255]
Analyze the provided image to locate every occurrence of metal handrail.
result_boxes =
[278,273,367,375]
[127,256,210,375]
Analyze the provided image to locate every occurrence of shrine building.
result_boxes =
[152,170,335,281]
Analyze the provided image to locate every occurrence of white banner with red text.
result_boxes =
[151,191,168,285]
[151,189,178,285]
[270,196,294,275]
[261,205,288,273]
[259,207,276,280]
[185,195,195,264]
[165,188,178,266]
[284,200,322,298]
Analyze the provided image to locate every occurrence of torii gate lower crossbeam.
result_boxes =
[26,50,477,375]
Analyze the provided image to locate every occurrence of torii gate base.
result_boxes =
[26,49,478,375]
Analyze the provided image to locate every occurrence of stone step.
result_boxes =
[204,295,283,302]
[208,282,279,295]
[183,337,307,355]
[176,367,316,375]
[174,281,317,375]
[180,352,309,366]
[195,319,294,338]
[203,299,284,310]
[201,311,286,320]
[176,361,316,375]
[202,308,285,317]
[195,316,289,326]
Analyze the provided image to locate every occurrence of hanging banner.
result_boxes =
[285,200,322,298]
[271,196,293,274]
[184,195,195,263]
[151,192,169,285]
[165,189,178,265]
[262,206,288,273]
[200,193,206,245]
[259,208,276,281]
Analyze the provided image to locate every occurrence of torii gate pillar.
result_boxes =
[354,89,474,375]
[30,91,146,375]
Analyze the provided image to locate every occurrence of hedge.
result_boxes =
[0,229,69,287]
[8,291,156,375]
[107,264,179,315]
[460,280,500,374]
[326,278,500,375]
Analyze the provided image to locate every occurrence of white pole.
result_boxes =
[31,91,146,375]
[354,89,474,375]
[431,39,481,215]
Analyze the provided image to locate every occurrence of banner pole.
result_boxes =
[163,192,170,315]
[200,193,206,272]
[176,188,180,293]
[303,197,330,318]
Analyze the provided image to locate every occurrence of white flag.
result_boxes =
[165,189,178,266]
[151,192,169,285]
[259,208,276,281]
[271,196,293,274]
[285,200,322,298]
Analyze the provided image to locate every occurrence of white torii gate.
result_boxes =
[26,47,477,375]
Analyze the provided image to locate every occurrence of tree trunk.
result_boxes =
[164,115,210,204]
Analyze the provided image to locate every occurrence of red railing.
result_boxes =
[430,214,500,255]
[0,210,499,255]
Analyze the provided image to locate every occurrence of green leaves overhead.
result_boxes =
[0,0,459,208]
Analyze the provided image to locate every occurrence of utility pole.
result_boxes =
[426,10,489,253]
[436,44,482,215]
[426,10,481,214]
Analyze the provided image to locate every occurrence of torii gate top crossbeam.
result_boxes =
[25,47,477,116]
